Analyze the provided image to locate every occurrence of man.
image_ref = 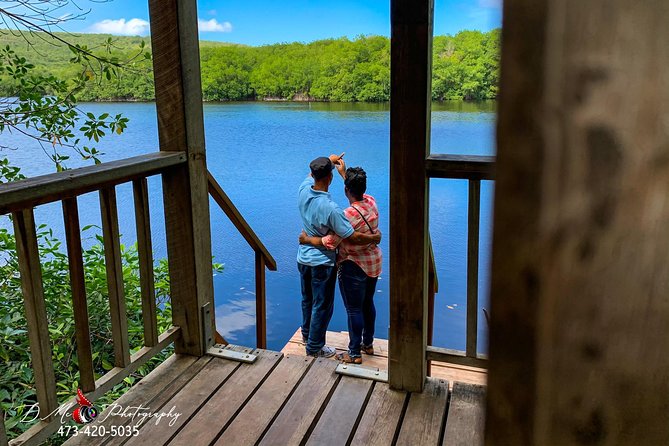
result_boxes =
[297,154,381,357]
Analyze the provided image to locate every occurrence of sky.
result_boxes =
[45,0,502,45]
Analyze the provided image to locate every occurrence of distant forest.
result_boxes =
[0,29,500,102]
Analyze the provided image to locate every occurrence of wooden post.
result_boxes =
[388,0,434,392]
[466,180,480,358]
[133,178,159,347]
[148,0,215,355]
[255,252,267,349]
[99,187,130,367]
[486,0,669,444]
[12,209,58,420]
[62,198,96,392]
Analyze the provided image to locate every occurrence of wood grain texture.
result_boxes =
[148,0,214,356]
[426,155,495,180]
[132,178,158,347]
[99,187,130,368]
[259,358,339,446]
[443,383,486,446]
[486,1,669,444]
[122,350,246,446]
[396,378,448,446]
[0,153,186,215]
[213,355,313,445]
[305,376,374,446]
[466,180,481,358]
[388,0,434,393]
[350,383,408,446]
[63,354,203,446]
[62,197,95,392]
[255,252,267,348]
[12,209,58,421]
[167,349,282,445]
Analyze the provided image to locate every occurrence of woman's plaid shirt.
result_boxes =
[322,194,383,278]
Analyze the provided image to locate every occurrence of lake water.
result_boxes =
[0,101,496,353]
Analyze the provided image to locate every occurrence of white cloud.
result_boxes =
[198,18,232,33]
[89,18,150,36]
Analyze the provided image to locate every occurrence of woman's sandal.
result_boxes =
[337,352,362,364]
[361,344,374,355]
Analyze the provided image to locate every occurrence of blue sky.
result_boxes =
[59,0,502,45]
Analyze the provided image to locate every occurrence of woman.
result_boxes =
[299,160,382,364]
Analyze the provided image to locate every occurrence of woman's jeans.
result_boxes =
[338,260,378,357]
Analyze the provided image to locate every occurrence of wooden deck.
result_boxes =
[64,344,486,446]
[282,329,488,389]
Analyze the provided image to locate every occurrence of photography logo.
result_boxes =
[72,389,98,424]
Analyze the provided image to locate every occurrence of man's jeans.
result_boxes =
[338,260,378,358]
[298,263,337,355]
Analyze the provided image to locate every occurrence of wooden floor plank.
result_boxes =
[166,349,282,445]
[212,354,313,445]
[283,329,487,387]
[259,358,339,446]
[442,383,486,446]
[63,354,203,446]
[396,378,449,446]
[305,376,374,446]
[350,382,407,446]
[121,348,247,446]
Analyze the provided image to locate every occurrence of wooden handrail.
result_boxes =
[207,171,276,349]
[0,152,186,215]
[206,172,277,271]
[426,154,495,180]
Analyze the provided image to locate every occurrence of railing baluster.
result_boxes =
[466,180,481,358]
[133,178,159,347]
[12,209,58,420]
[255,251,267,349]
[100,187,131,367]
[0,409,7,445]
[62,198,96,392]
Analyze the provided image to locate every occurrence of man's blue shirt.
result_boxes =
[297,176,354,266]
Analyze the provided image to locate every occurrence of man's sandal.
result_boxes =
[361,344,374,355]
[337,352,362,364]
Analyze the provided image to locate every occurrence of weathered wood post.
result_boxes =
[388,0,434,392]
[486,0,669,443]
[148,0,215,355]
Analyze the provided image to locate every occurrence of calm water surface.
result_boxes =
[0,101,496,352]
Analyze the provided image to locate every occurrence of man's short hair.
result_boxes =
[310,157,334,180]
[345,167,367,199]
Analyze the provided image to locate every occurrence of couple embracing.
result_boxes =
[297,153,382,364]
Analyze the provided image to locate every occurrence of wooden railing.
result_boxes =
[207,172,277,349]
[425,154,495,370]
[0,153,187,445]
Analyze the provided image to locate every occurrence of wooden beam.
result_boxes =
[12,209,58,421]
[486,0,669,444]
[255,252,267,349]
[0,152,185,215]
[466,180,481,358]
[148,0,215,355]
[100,187,130,367]
[426,155,496,180]
[133,178,159,347]
[62,198,96,393]
[388,0,434,392]
[426,346,488,369]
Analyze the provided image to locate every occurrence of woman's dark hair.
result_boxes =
[344,167,367,200]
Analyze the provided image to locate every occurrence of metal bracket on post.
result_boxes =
[202,302,213,351]
[335,363,388,383]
